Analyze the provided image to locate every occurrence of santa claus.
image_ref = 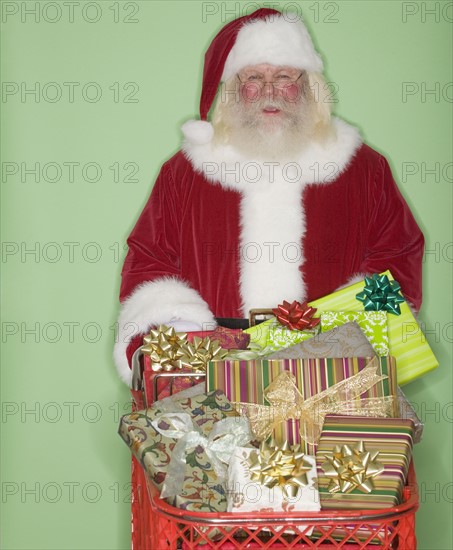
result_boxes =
[113,8,424,386]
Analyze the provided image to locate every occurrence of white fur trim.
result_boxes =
[223,15,323,79]
[239,181,306,314]
[113,277,216,387]
[182,118,361,316]
[182,117,362,190]
[166,319,203,332]
[181,120,214,145]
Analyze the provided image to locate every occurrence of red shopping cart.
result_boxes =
[128,348,419,550]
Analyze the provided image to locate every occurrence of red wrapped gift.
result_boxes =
[141,325,247,403]
[187,326,250,350]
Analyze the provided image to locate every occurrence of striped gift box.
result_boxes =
[316,415,414,509]
[308,270,438,385]
[206,356,398,453]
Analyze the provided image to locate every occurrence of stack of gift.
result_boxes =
[119,271,436,542]
[208,272,432,516]
[245,271,438,385]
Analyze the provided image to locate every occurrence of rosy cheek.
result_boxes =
[281,83,301,102]
[241,84,261,103]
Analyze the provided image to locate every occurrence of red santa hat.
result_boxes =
[200,8,324,121]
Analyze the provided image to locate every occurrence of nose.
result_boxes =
[261,80,276,99]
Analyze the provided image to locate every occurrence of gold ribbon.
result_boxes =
[141,325,227,373]
[248,440,312,499]
[236,357,395,445]
[321,441,384,494]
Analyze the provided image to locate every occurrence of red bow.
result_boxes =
[272,300,321,331]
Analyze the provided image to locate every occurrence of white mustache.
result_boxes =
[248,98,298,114]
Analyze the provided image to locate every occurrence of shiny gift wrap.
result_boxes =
[316,415,414,509]
[119,390,251,512]
[206,356,398,453]
[398,387,424,443]
[187,326,250,350]
[267,322,376,360]
[320,312,389,356]
[309,270,439,384]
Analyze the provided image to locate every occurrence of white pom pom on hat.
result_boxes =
[181,120,214,145]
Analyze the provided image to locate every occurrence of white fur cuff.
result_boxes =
[113,277,216,386]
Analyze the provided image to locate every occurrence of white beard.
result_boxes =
[213,93,321,161]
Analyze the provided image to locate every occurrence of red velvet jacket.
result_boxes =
[114,118,424,385]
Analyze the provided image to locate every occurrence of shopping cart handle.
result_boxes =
[131,347,144,391]
[249,309,274,326]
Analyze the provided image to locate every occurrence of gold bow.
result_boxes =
[141,325,186,372]
[141,325,227,373]
[248,440,313,499]
[321,441,384,494]
[178,336,228,373]
[236,357,395,445]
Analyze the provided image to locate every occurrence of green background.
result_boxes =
[1,1,452,548]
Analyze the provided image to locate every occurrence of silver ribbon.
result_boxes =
[151,412,252,499]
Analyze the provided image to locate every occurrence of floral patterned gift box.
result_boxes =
[119,389,252,512]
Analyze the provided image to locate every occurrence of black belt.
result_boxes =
[215,317,250,330]
[215,317,268,330]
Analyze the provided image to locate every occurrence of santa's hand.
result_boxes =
[163,318,203,332]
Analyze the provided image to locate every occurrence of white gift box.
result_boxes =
[227,447,320,534]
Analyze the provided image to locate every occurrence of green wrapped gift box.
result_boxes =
[245,318,314,351]
[309,270,438,384]
[245,308,389,358]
